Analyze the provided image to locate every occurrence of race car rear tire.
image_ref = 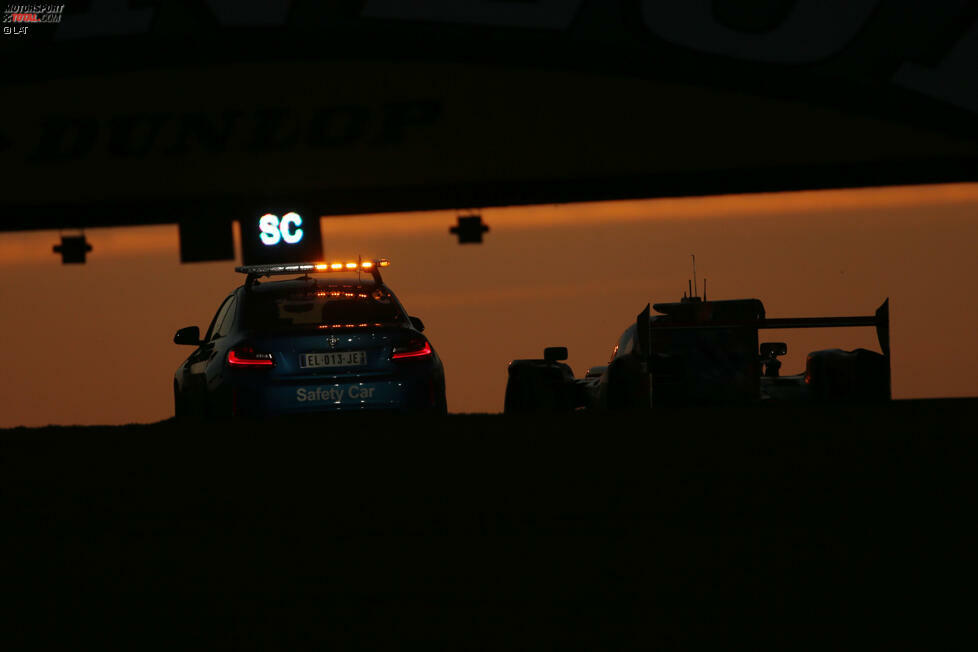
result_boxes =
[807,349,889,402]
[504,370,569,413]
[605,355,651,410]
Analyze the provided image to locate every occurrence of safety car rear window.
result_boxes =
[242,287,406,331]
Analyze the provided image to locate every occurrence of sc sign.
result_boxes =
[259,212,304,246]
[241,210,323,265]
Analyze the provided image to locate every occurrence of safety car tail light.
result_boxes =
[229,345,275,367]
[392,337,432,360]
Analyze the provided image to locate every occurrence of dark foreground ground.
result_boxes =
[3,399,975,648]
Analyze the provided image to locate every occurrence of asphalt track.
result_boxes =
[3,399,974,648]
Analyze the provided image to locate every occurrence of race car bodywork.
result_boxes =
[504,296,890,412]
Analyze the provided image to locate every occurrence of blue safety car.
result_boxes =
[173,259,447,417]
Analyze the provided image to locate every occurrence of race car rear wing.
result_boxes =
[636,299,891,357]
[634,298,890,403]
[758,299,890,358]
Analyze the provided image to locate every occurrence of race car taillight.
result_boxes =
[392,337,432,360]
[228,345,274,367]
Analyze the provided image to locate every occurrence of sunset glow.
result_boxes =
[1,183,976,426]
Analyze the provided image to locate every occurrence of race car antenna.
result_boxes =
[684,254,706,301]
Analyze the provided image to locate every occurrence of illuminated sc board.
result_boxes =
[240,210,323,266]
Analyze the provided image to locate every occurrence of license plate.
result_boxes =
[300,351,367,368]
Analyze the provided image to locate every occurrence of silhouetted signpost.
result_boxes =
[52,235,92,264]
[450,215,490,244]
[178,218,234,263]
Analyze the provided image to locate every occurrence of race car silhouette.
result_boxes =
[504,294,890,412]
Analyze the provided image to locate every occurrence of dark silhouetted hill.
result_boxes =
[3,400,974,648]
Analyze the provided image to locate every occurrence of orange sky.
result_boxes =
[1,183,976,427]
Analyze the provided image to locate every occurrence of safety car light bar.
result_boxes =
[235,259,390,275]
